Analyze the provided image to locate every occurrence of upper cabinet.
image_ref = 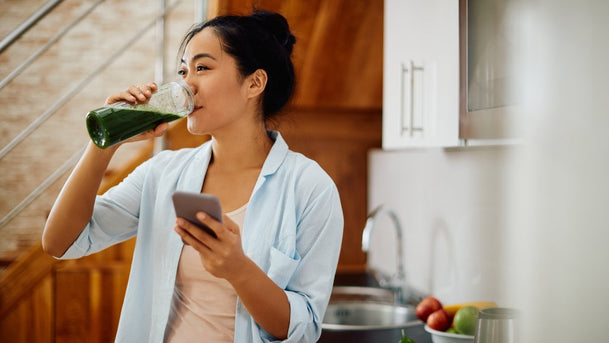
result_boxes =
[383,0,521,148]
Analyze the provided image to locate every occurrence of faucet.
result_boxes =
[362,204,408,304]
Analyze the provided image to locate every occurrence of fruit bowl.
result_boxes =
[424,325,474,343]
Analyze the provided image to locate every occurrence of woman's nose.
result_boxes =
[183,78,197,95]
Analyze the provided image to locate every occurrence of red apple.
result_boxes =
[415,296,443,322]
[427,309,451,331]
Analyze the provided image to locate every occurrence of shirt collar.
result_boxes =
[260,130,288,177]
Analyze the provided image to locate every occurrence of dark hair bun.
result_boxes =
[251,10,296,54]
[179,10,297,117]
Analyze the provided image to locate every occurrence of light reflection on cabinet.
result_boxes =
[459,0,521,141]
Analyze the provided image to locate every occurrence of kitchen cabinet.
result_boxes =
[383,0,520,148]
[383,0,460,148]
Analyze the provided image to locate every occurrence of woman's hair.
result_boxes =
[177,10,296,119]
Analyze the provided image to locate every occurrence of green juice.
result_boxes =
[86,105,184,149]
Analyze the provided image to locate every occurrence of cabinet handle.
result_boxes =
[401,61,425,137]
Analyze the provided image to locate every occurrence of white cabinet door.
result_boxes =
[383,0,460,148]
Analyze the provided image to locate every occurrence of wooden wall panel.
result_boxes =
[55,268,90,343]
[0,275,53,343]
[0,256,131,343]
[0,245,58,318]
[54,262,130,343]
[211,0,384,109]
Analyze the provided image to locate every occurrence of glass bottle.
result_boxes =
[86,81,194,149]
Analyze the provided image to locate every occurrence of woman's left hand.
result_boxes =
[174,213,247,280]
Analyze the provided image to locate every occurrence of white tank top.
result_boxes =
[164,203,248,343]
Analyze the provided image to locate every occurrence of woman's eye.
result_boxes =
[196,65,208,72]
[177,69,186,76]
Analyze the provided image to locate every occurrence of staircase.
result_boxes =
[0,0,201,270]
[0,0,206,340]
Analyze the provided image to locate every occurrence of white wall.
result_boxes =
[368,145,517,306]
[505,1,609,342]
[370,1,609,342]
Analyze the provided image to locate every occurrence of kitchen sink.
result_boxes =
[318,286,430,343]
[320,302,427,343]
[323,301,419,330]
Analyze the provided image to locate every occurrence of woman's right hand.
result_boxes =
[105,82,158,105]
[103,82,169,145]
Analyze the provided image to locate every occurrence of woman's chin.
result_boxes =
[186,126,205,135]
[186,122,211,136]
[186,117,202,133]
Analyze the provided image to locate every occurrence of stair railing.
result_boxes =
[0,0,193,232]
[0,0,65,54]
[0,0,106,91]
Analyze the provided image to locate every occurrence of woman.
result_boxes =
[42,10,343,343]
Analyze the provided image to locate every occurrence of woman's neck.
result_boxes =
[209,124,273,171]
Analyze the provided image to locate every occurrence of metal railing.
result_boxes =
[0,0,206,232]
[0,0,64,54]
[0,0,105,91]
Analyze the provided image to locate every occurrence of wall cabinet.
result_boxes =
[383,0,460,148]
[383,0,520,148]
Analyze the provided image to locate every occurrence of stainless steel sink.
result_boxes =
[318,286,429,343]
[320,300,426,343]
[322,301,419,330]
[319,281,431,342]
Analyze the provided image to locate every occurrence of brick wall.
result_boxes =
[0,0,199,265]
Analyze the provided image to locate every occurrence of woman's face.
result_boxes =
[179,27,252,135]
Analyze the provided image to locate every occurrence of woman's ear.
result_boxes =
[247,69,267,99]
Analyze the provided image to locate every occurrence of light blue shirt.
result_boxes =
[60,131,344,342]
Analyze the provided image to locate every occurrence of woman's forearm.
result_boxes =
[230,259,291,340]
[42,142,118,257]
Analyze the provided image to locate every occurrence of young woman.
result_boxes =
[42,11,343,343]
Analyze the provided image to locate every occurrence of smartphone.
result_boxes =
[172,191,223,238]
